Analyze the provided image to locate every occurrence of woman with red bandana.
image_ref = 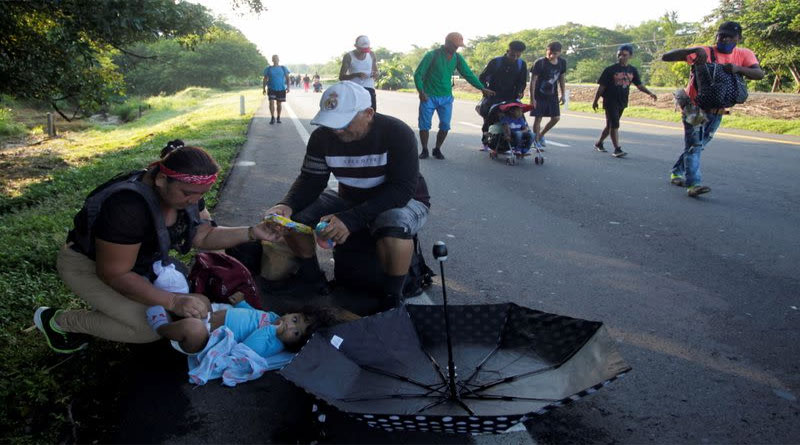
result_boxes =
[33,141,274,353]
[339,35,379,110]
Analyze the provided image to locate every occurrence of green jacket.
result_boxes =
[413,47,484,97]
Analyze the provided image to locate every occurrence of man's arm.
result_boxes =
[727,63,764,80]
[284,68,290,93]
[335,123,419,233]
[592,85,605,111]
[262,75,268,94]
[662,47,706,63]
[413,51,433,100]
[456,54,487,91]
[516,61,528,98]
[478,58,494,86]
[371,52,379,80]
[339,53,353,81]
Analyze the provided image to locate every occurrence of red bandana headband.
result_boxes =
[157,162,218,185]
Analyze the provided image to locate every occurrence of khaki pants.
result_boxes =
[56,244,160,343]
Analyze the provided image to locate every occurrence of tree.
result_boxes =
[736,0,800,92]
[0,0,215,118]
[119,25,268,96]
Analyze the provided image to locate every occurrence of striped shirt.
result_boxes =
[280,114,430,232]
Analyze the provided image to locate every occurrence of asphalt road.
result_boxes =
[118,89,799,444]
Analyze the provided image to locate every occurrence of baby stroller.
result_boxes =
[313,81,323,93]
[483,101,542,166]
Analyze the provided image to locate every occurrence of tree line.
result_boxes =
[310,0,798,94]
[0,0,267,120]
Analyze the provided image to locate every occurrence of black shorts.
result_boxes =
[531,94,560,117]
[604,106,625,129]
[267,89,287,102]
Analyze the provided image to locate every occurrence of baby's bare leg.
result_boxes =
[210,309,227,332]
[157,318,209,353]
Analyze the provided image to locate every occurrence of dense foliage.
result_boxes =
[118,25,267,96]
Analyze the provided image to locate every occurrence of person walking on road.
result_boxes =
[661,21,763,198]
[530,42,567,150]
[592,44,657,158]
[477,40,528,150]
[414,32,494,160]
[262,55,291,125]
[340,35,379,110]
[261,81,431,308]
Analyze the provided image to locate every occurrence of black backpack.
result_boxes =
[693,46,748,110]
[68,170,202,265]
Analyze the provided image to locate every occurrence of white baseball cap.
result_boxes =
[355,35,371,49]
[310,81,372,129]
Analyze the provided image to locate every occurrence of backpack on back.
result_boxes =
[189,252,262,309]
[693,46,748,110]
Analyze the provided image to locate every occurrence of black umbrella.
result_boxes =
[279,242,630,435]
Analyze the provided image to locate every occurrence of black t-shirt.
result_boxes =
[479,56,528,100]
[597,63,642,110]
[531,57,567,98]
[281,113,430,233]
[73,190,204,277]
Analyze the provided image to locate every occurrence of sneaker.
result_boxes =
[539,137,547,148]
[612,148,627,158]
[33,307,89,354]
[479,144,490,152]
[687,185,711,197]
[419,149,429,159]
[269,117,275,125]
[263,273,331,297]
[533,138,544,151]
[432,148,445,160]
[594,143,607,152]
[276,118,282,124]
[670,174,685,187]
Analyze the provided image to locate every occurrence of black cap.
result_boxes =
[718,21,742,37]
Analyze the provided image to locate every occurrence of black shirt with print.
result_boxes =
[597,63,642,110]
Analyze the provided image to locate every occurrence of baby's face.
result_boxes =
[275,313,311,345]
[511,108,523,118]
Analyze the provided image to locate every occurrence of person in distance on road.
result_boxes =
[339,35,379,110]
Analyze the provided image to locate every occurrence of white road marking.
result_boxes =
[284,101,338,190]
[459,121,482,128]
[543,140,570,147]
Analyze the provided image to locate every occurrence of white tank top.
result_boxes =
[347,50,375,88]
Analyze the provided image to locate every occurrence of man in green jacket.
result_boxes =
[414,32,494,160]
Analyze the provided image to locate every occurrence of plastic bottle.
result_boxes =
[314,221,335,249]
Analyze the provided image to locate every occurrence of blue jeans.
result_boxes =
[510,130,534,153]
[672,113,723,187]
[418,96,454,131]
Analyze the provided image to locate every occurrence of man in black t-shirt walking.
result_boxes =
[592,44,657,158]
[263,81,430,306]
[530,42,567,149]
[478,41,528,149]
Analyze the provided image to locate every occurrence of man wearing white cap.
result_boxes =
[263,81,431,306]
[339,35,379,110]
[414,32,494,160]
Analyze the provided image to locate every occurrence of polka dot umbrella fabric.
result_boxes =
[279,304,630,435]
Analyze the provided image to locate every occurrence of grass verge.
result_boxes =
[396,89,800,136]
[0,87,262,443]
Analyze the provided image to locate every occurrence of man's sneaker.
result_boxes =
[612,148,627,158]
[670,174,685,187]
[276,118,282,124]
[687,185,711,197]
[539,137,547,148]
[269,117,275,125]
[479,144,490,152]
[264,273,331,297]
[432,148,445,160]
[533,138,544,151]
[33,307,89,354]
[594,142,607,152]
[419,149,429,159]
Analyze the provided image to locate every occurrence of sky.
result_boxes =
[194,0,721,65]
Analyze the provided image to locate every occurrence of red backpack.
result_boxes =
[188,252,262,309]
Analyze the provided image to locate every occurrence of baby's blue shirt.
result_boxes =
[223,301,285,358]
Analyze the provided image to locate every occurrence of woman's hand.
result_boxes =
[170,293,209,319]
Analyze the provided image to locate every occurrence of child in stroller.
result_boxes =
[483,101,542,165]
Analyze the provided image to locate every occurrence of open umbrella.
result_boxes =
[279,242,630,434]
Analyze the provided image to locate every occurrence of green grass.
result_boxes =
[0,107,27,139]
[396,89,800,136]
[568,102,800,135]
[0,87,262,443]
